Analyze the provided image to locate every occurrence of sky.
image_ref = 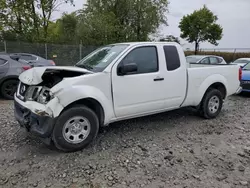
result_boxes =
[55,0,250,50]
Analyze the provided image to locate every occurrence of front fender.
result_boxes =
[197,74,228,102]
[49,85,114,124]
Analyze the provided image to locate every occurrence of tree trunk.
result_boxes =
[195,41,199,55]
[31,1,39,38]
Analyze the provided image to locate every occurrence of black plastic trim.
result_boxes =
[14,99,56,138]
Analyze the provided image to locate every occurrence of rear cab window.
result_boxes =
[163,46,181,71]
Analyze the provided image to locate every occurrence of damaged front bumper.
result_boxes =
[14,96,57,142]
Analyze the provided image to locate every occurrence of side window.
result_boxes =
[200,57,210,64]
[20,55,32,61]
[209,57,219,64]
[119,46,158,74]
[0,59,7,66]
[163,46,180,71]
[30,56,37,60]
[218,58,223,63]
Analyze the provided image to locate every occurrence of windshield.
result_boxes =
[186,56,203,63]
[232,59,250,65]
[75,44,129,72]
[243,63,250,70]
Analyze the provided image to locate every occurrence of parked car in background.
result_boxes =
[240,62,250,93]
[14,42,241,152]
[0,54,54,100]
[10,53,56,66]
[231,58,250,67]
[186,55,227,64]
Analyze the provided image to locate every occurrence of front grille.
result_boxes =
[241,80,250,90]
[17,83,47,102]
[19,82,29,97]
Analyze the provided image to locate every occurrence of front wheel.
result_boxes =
[52,105,99,152]
[199,89,223,119]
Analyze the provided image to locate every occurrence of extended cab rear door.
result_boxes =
[160,45,187,108]
[111,44,167,118]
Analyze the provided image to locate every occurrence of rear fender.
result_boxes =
[197,74,228,104]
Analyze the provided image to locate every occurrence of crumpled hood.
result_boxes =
[19,66,92,85]
[242,70,250,81]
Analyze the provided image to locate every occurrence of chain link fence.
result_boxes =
[0,41,98,66]
[1,41,250,65]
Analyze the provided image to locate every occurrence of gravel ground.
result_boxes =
[0,95,250,188]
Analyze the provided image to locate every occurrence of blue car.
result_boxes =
[241,62,250,92]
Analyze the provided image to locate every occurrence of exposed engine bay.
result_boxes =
[17,67,90,104]
[40,69,86,88]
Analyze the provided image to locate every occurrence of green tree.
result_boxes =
[83,0,169,43]
[48,12,78,44]
[179,5,223,54]
[37,0,74,41]
[0,0,36,41]
[159,35,180,44]
[0,0,74,42]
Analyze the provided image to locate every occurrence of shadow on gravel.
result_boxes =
[238,92,250,98]
[101,107,199,133]
[31,107,201,154]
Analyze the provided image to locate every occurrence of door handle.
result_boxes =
[154,77,164,81]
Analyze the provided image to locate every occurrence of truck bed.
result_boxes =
[181,63,240,107]
[188,63,236,68]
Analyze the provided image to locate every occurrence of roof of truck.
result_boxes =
[112,41,180,46]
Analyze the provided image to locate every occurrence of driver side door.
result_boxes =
[111,45,167,118]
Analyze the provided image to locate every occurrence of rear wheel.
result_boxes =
[0,79,19,100]
[52,105,99,152]
[199,89,223,119]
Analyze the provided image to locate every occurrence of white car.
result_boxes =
[14,42,241,152]
[186,55,227,65]
[231,58,250,67]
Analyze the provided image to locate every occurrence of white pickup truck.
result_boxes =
[14,42,242,152]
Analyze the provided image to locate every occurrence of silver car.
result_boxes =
[186,55,227,64]
[231,58,250,67]
[10,53,56,66]
[0,54,55,100]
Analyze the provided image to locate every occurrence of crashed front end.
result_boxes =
[14,82,60,140]
[14,66,90,143]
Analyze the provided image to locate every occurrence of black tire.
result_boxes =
[52,105,99,152]
[0,79,19,100]
[199,89,223,119]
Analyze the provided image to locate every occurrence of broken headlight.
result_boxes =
[24,86,53,104]
[37,88,52,104]
[37,87,53,104]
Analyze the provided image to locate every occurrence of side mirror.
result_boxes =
[118,63,137,75]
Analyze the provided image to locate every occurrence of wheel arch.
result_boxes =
[61,98,105,126]
[204,82,227,99]
[198,74,228,103]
